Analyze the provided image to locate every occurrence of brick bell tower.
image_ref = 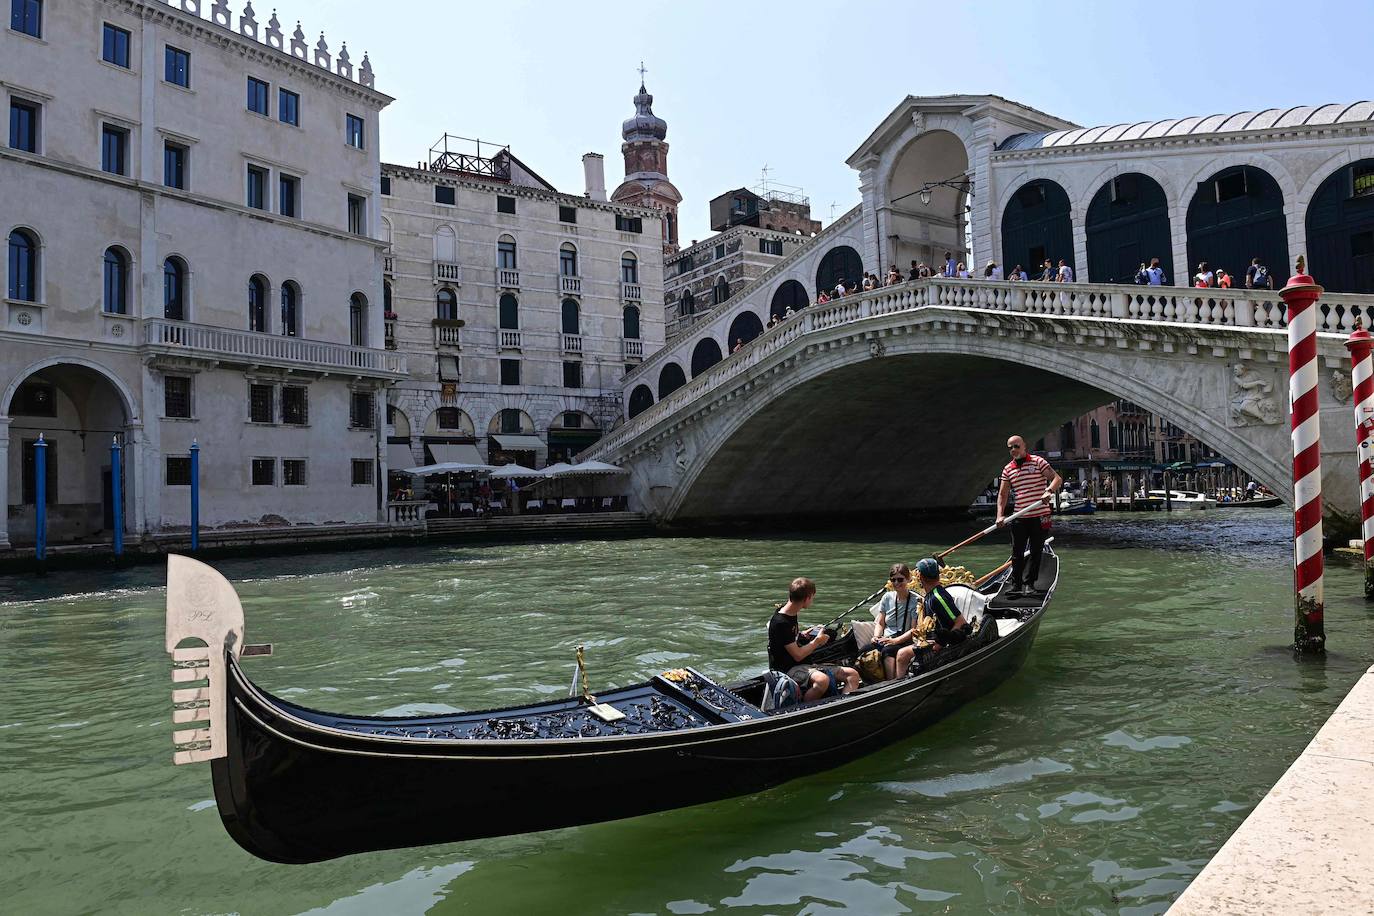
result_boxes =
[610,67,682,254]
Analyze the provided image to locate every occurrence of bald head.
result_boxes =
[1007,435,1027,457]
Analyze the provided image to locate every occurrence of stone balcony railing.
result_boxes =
[623,338,644,359]
[562,333,583,354]
[621,282,642,302]
[598,276,1374,460]
[435,262,460,284]
[433,319,463,348]
[560,275,582,295]
[499,329,522,350]
[144,319,406,377]
[497,268,520,289]
[383,254,395,275]
[384,317,396,349]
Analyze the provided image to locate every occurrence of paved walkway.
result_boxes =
[1169,663,1374,915]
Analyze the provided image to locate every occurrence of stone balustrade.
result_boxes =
[562,333,583,354]
[383,254,395,275]
[560,275,582,295]
[432,320,462,348]
[144,318,406,377]
[499,329,522,350]
[497,268,520,289]
[435,262,460,284]
[386,500,426,526]
[597,276,1374,460]
[158,0,378,90]
[623,338,644,359]
[384,317,396,349]
[622,282,642,302]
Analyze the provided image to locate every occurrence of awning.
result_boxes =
[438,355,460,381]
[386,444,416,472]
[491,434,545,451]
[429,443,484,464]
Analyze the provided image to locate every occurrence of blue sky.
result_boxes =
[289,0,1363,244]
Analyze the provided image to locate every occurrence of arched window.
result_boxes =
[1090,419,1100,449]
[280,281,300,337]
[561,298,579,335]
[628,384,654,419]
[436,407,464,430]
[248,274,269,332]
[499,293,519,330]
[559,243,578,277]
[621,252,638,284]
[437,287,458,321]
[497,236,517,270]
[622,305,641,340]
[349,292,367,346]
[680,289,695,316]
[383,281,393,315]
[163,257,187,320]
[433,225,457,263]
[7,229,38,301]
[713,276,730,305]
[103,246,130,314]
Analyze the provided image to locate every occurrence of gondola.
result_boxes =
[164,548,1059,864]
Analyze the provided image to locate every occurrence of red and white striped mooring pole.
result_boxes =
[1345,318,1374,599]
[1283,257,1326,653]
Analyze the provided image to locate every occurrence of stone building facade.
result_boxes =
[379,143,664,474]
[663,225,813,338]
[2,0,396,548]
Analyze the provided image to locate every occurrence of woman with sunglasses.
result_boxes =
[871,562,919,680]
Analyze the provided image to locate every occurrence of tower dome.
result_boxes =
[622,83,667,142]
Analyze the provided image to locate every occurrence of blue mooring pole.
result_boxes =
[190,439,200,552]
[110,436,123,557]
[34,434,47,562]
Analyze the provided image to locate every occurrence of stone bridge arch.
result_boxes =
[598,305,1340,523]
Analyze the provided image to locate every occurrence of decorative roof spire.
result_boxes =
[622,66,667,143]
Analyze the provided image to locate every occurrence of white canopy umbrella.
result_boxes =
[542,460,628,477]
[401,462,494,475]
[486,464,545,479]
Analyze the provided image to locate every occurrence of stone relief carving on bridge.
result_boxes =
[673,438,691,473]
[1330,369,1353,405]
[1229,364,1281,427]
[868,339,886,359]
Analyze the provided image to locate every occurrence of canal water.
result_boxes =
[3,510,1373,915]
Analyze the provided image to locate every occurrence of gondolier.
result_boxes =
[996,436,1062,597]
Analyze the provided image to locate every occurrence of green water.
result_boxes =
[3,510,1372,915]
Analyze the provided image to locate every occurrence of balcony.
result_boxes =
[562,333,583,354]
[144,319,406,378]
[622,338,644,360]
[621,282,642,302]
[560,275,582,295]
[433,318,463,349]
[499,329,521,350]
[435,261,461,284]
[497,268,520,289]
[383,254,395,275]
[384,317,396,350]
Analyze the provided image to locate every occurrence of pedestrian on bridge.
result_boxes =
[1145,258,1168,285]
[996,436,1063,597]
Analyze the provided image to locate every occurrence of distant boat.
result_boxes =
[1216,495,1282,509]
[1053,496,1096,515]
[1143,489,1217,511]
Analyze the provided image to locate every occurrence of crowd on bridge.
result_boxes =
[802,249,1281,307]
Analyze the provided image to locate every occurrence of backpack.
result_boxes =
[1254,267,1270,287]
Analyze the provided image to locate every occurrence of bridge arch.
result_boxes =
[1085,172,1173,283]
[627,321,1291,523]
[658,362,687,398]
[690,338,723,378]
[1186,164,1290,288]
[1305,157,1374,294]
[1002,178,1074,277]
[627,384,654,419]
[815,245,863,295]
[727,310,764,348]
[770,279,808,319]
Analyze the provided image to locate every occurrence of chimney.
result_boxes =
[582,152,607,201]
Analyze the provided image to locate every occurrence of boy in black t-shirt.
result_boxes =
[766,577,860,701]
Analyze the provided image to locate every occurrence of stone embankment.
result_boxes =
[1169,663,1374,914]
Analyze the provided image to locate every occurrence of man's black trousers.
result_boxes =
[1010,516,1048,588]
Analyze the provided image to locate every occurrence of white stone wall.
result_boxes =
[380,163,665,464]
[1,0,394,547]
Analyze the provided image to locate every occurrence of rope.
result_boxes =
[576,645,596,704]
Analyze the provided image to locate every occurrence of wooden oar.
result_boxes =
[936,500,1045,564]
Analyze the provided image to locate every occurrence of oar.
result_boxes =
[935,499,1045,565]
[818,583,891,633]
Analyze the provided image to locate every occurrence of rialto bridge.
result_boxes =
[585,278,1373,523]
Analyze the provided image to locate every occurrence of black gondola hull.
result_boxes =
[210,607,1045,863]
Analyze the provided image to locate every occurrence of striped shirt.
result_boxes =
[1002,454,1055,518]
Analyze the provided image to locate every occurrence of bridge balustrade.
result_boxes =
[601,277,1374,459]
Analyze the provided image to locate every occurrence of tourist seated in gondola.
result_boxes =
[893,559,970,675]
[767,577,861,701]
[869,563,920,680]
